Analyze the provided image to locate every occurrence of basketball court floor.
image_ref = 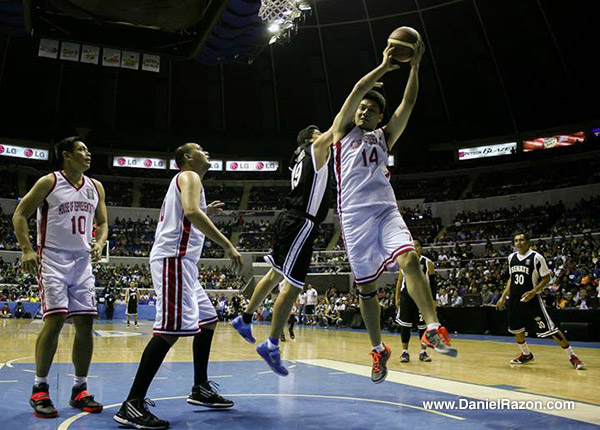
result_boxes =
[1,319,599,429]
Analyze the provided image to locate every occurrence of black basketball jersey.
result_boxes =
[508,250,550,296]
[401,255,435,295]
[284,144,333,223]
[128,288,138,306]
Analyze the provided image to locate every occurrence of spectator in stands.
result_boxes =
[436,288,449,307]
[450,290,463,307]
[480,285,493,305]
[13,302,26,318]
[1,303,11,318]
[577,289,590,310]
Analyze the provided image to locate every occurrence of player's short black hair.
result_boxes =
[362,90,386,113]
[296,125,320,146]
[174,143,196,168]
[413,237,423,246]
[513,232,530,242]
[54,136,82,167]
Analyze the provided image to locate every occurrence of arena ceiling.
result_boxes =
[0,0,598,164]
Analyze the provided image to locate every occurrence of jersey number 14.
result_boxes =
[361,147,379,167]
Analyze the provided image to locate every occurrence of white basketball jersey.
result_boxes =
[334,126,397,216]
[150,172,206,263]
[37,171,99,252]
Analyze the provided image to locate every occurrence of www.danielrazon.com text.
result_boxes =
[423,398,575,411]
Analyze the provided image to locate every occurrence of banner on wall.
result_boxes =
[103,48,121,68]
[169,159,223,171]
[458,142,517,160]
[142,54,160,72]
[226,161,279,172]
[60,42,80,62]
[81,45,100,65]
[523,132,585,152]
[0,143,49,160]
[121,51,140,70]
[113,156,167,170]
[38,39,59,59]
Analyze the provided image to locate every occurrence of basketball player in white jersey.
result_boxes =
[114,143,242,430]
[332,42,456,383]
[13,136,107,417]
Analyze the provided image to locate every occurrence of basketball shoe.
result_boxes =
[231,316,255,344]
[256,340,288,376]
[30,383,58,418]
[510,353,534,364]
[419,350,432,362]
[370,343,391,383]
[400,351,410,363]
[421,326,458,357]
[113,398,169,430]
[69,383,103,413]
[187,381,234,408]
[569,354,586,370]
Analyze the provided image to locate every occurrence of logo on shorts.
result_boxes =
[86,187,95,200]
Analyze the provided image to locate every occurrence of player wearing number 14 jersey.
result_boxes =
[496,233,585,369]
[332,42,456,384]
[13,137,108,418]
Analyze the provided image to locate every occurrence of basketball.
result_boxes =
[387,26,421,63]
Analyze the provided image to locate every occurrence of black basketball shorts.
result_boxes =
[264,210,319,289]
[508,293,558,338]
[395,290,426,330]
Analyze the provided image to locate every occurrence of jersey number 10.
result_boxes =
[71,216,86,235]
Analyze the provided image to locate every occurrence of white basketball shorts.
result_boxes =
[341,209,415,285]
[151,257,218,336]
[38,247,97,319]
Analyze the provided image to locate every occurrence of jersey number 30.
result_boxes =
[513,274,525,285]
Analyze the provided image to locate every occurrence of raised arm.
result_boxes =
[179,171,242,272]
[332,46,400,143]
[12,174,55,274]
[311,128,334,170]
[384,39,425,151]
[91,179,108,261]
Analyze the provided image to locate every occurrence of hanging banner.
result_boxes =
[142,54,160,73]
[113,156,167,170]
[226,161,279,172]
[0,143,49,160]
[121,51,140,70]
[60,42,80,61]
[169,159,223,171]
[458,142,517,160]
[103,48,121,68]
[523,132,585,152]
[38,39,59,59]
[81,45,100,65]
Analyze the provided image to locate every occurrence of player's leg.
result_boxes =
[551,331,586,369]
[69,315,103,412]
[356,280,391,383]
[189,285,234,408]
[289,314,296,339]
[256,280,300,376]
[231,268,283,343]
[397,251,455,356]
[399,325,411,362]
[126,313,130,327]
[134,312,138,327]
[507,299,534,364]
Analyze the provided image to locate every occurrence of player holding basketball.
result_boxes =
[13,136,107,417]
[496,233,585,370]
[395,238,436,363]
[332,41,456,383]
[114,143,242,429]
[231,125,333,376]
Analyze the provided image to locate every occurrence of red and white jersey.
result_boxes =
[150,172,206,263]
[334,126,396,217]
[36,171,99,252]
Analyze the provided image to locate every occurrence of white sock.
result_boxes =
[373,343,385,353]
[73,376,87,388]
[427,322,441,330]
[34,376,48,386]
[402,349,408,354]
[518,342,531,355]
[267,338,279,350]
[563,346,574,356]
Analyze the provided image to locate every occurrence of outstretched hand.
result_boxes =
[207,201,225,217]
[410,38,425,67]
[381,45,402,72]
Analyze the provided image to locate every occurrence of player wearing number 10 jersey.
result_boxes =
[13,137,108,418]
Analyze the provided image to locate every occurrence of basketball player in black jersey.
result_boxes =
[395,239,435,363]
[232,125,333,376]
[125,282,139,328]
[496,233,585,369]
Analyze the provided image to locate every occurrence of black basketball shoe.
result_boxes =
[187,381,234,409]
[69,383,103,413]
[510,353,534,365]
[113,398,170,430]
[30,383,58,418]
